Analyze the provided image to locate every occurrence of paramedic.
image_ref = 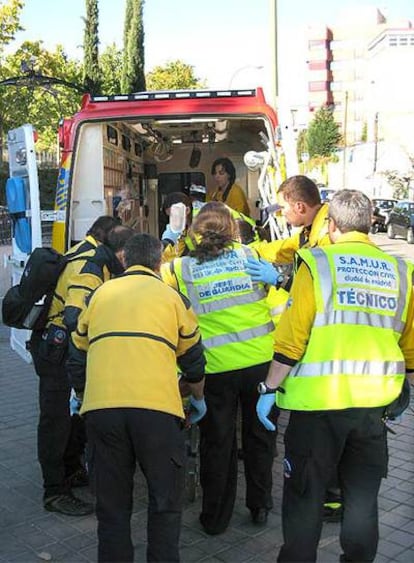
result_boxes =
[188,183,207,213]
[67,233,206,563]
[161,191,193,261]
[245,175,342,519]
[162,202,277,535]
[29,217,132,517]
[256,189,414,562]
[208,157,250,215]
[247,175,329,273]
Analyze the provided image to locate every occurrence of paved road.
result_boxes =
[371,232,414,261]
[0,235,413,562]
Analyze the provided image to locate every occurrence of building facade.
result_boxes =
[306,7,414,154]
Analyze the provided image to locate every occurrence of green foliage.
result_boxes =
[296,129,308,163]
[146,60,205,91]
[0,162,57,207]
[360,122,367,143]
[0,41,83,151]
[381,169,414,200]
[307,106,341,158]
[100,43,122,95]
[121,0,145,93]
[83,0,100,94]
[0,0,23,49]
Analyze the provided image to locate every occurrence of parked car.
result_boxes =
[318,187,336,203]
[386,200,414,243]
[370,198,398,233]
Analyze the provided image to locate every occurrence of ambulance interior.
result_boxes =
[69,114,274,243]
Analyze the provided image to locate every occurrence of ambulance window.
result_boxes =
[122,135,131,152]
[134,142,143,157]
[158,172,205,196]
[107,125,118,146]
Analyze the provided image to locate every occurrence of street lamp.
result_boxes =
[373,111,379,174]
[228,65,264,88]
[342,90,349,189]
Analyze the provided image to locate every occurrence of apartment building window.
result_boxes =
[388,34,414,47]
[331,60,351,70]
[309,61,330,71]
[309,81,329,92]
[309,39,329,49]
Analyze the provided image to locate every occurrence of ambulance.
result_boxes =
[50,87,281,249]
[5,87,283,359]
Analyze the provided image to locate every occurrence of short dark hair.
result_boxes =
[278,175,321,207]
[87,215,121,243]
[105,226,135,253]
[235,219,255,245]
[124,233,163,270]
[163,192,191,212]
[211,157,236,186]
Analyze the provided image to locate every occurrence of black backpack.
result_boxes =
[2,247,68,331]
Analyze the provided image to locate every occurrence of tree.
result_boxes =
[0,0,23,50]
[121,0,133,89]
[0,0,24,161]
[296,129,308,163]
[121,0,145,93]
[306,106,341,158]
[100,43,122,95]
[146,60,205,91]
[0,41,83,152]
[380,167,414,200]
[83,0,100,94]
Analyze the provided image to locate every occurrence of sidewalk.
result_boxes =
[0,318,413,562]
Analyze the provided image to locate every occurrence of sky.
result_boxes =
[8,0,414,108]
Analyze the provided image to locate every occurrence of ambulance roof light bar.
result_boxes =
[91,89,257,103]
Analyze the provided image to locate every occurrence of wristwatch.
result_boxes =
[257,381,278,395]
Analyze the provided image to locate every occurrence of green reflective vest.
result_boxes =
[173,245,274,374]
[277,243,412,411]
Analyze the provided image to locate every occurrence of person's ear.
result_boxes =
[153,259,162,274]
[116,249,127,269]
[328,217,339,243]
[295,201,307,215]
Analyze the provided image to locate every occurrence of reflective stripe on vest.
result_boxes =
[290,359,405,378]
[203,321,275,349]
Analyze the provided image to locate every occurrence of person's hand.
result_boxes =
[256,394,277,431]
[246,257,280,285]
[188,395,207,424]
[162,223,182,244]
[70,391,83,416]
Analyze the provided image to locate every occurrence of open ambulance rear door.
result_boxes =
[5,124,42,362]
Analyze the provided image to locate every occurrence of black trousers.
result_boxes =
[30,331,84,498]
[86,408,186,563]
[199,362,277,534]
[278,407,388,563]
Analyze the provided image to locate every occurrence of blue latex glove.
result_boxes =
[162,223,182,244]
[70,392,82,416]
[188,395,207,424]
[256,394,277,431]
[246,257,280,285]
